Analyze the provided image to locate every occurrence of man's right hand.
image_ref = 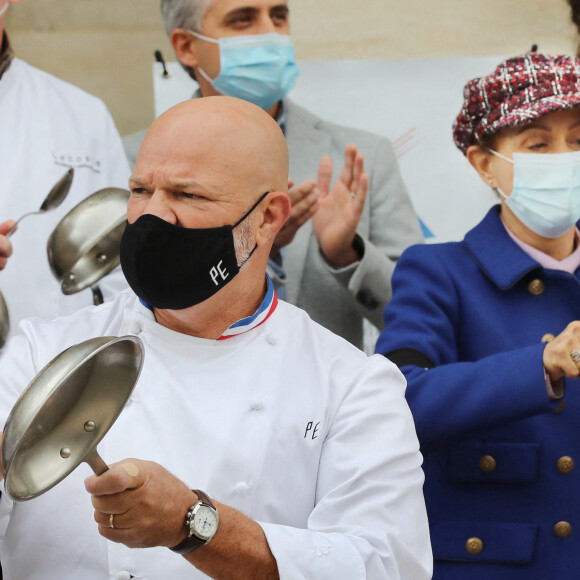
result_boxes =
[270,179,319,259]
[0,220,15,270]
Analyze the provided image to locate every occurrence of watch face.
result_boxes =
[191,505,219,541]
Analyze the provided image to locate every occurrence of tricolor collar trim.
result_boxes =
[218,274,277,340]
[139,274,278,340]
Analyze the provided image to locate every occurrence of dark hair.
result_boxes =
[569,0,580,57]
[478,131,497,152]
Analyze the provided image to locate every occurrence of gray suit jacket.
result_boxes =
[279,100,423,348]
[122,99,423,349]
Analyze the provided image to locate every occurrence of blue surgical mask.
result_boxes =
[490,150,580,238]
[189,31,299,111]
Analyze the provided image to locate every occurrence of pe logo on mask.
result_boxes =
[210,260,230,286]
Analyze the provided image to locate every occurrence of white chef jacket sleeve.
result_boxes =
[258,355,432,579]
[0,330,42,520]
[0,481,13,520]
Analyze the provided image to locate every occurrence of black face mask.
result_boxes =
[120,192,268,310]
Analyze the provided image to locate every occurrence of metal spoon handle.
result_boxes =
[6,168,74,238]
[85,448,109,476]
[6,211,42,237]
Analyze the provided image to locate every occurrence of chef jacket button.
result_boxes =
[267,333,278,345]
[128,321,142,334]
[251,401,264,411]
[235,482,249,493]
[528,279,545,296]
[541,333,555,343]
[554,521,572,538]
[553,400,566,414]
[118,572,132,580]
[479,455,497,473]
[465,537,484,555]
[557,456,575,474]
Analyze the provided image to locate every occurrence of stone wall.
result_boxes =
[6,0,578,135]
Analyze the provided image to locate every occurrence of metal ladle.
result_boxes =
[6,168,74,237]
[2,335,144,501]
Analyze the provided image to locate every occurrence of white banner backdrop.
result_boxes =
[153,56,505,243]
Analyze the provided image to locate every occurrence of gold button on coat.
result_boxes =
[479,455,497,473]
[557,456,574,474]
[554,522,572,538]
[466,537,484,555]
[528,279,545,296]
[541,333,555,343]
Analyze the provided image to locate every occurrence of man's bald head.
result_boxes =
[138,96,289,197]
[128,96,291,331]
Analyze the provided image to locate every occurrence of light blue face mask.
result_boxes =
[490,150,580,239]
[189,31,299,111]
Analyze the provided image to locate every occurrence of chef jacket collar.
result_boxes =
[463,204,543,290]
[218,273,277,339]
[139,274,278,340]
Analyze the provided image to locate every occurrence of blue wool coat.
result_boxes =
[376,206,580,579]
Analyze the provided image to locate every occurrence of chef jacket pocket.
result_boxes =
[447,441,540,484]
[431,520,537,564]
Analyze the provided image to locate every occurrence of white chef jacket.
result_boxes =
[0,289,432,579]
[0,57,130,339]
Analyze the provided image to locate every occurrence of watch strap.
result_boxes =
[169,489,217,555]
[192,489,214,508]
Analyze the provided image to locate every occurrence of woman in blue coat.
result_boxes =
[376,53,580,579]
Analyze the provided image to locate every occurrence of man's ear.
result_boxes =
[255,191,291,247]
[466,145,496,187]
[170,29,199,69]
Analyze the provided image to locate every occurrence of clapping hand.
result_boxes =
[312,144,368,268]
[270,178,320,259]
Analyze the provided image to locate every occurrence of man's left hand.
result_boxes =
[312,144,368,268]
[85,459,195,549]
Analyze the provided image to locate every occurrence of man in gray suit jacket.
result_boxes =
[124,0,423,349]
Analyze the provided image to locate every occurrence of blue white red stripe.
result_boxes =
[218,275,278,340]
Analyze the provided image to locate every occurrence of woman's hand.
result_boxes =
[543,321,580,382]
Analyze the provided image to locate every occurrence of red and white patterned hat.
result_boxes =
[452,53,580,155]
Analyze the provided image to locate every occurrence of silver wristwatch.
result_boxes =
[169,489,219,555]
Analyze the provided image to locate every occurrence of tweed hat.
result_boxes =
[452,53,580,155]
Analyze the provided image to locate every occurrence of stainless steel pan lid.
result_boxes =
[0,290,9,349]
[47,187,130,295]
[2,335,144,501]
